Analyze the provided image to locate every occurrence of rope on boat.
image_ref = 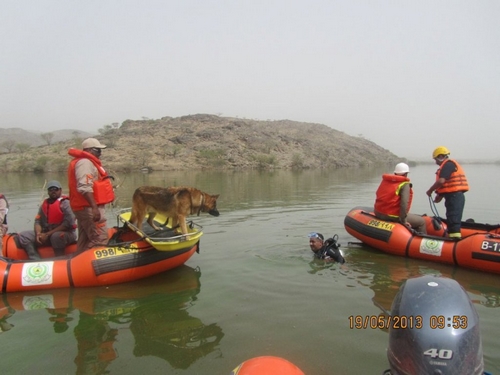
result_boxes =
[428,195,442,220]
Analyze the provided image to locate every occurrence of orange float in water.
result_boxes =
[231,356,305,375]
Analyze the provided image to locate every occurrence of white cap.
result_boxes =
[82,138,107,149]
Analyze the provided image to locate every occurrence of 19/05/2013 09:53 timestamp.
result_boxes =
[348,315,468,330]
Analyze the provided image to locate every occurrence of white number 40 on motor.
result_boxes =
[424,348,453,359]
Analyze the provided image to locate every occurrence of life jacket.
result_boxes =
[67,149,115,211]
[0,194,7,224]
[39,196,69,225]
[374,174,413,218]
[435,159,469,194]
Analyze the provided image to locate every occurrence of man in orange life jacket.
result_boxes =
[15,180,77,259]
[374,163,427,234]
[426,146,469,239]
[68,138,115,252]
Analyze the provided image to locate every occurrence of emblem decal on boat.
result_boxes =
[22,262,54,286]
[419,239,444,256]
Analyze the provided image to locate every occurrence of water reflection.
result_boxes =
[4,167,385,209]
[346,246,500,313]
[0,265,224,373]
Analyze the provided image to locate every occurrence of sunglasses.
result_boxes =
[308,232,323,240]
[91,147,102,153]
[48,187,61,192]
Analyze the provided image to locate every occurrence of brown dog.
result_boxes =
[129,186,220,234]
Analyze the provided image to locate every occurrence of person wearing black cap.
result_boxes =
[15,180,77,259]
[308,232,345,264]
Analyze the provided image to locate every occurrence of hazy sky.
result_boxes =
[1,1,499,160]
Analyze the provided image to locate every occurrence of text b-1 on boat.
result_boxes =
[344,206,500,275]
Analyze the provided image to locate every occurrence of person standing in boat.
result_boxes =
[0,192,8,252]
[308,232,345,264]
[15,181,77,260]
[426,146,469,239]
[68,138,115,252]
[374,163,427,234]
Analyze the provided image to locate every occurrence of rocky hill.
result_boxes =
[0,114,402,173]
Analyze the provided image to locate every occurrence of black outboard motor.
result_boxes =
[386,275,484,375]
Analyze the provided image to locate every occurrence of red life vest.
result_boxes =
[435,159,469,194]
[67,148,115,211]
[374,174,413,218]
[40,196,68,225]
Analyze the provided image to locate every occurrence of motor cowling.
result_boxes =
[387,275,484,375]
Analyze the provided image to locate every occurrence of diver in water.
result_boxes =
[308,232,345,264]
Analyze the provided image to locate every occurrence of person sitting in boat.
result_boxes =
[308,232,345,264]
[374,163,427,234]
[15,180,77,260]
[0,192,8,252]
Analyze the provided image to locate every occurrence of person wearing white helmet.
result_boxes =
[374,162,426,234]
[426,146,469,239]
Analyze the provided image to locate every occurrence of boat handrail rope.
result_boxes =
[428,196,443,220]
[114,208,203,242]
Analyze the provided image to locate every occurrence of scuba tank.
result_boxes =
[320,234,345,264]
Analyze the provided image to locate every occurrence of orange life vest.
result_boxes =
[39,196,73,225]
[374,174,413,218]
[67,149,115,211]
[435,159,469,194]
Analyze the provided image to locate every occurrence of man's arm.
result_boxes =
[59,199,76,231]
[399,183,410,223]
[426,161,455,197]
[75,159,101,222]
[34,206,47,244]
[426,178,446,197]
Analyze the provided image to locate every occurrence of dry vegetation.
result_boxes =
[0,114,402,173]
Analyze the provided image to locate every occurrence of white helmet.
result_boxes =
[394,162,410,174]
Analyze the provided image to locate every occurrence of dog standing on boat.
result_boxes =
[129,186,220,234]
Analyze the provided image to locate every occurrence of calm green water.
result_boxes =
[1,165,499,374]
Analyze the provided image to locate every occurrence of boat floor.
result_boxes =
[115,209,203,251]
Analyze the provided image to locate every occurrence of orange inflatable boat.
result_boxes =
[344,207,500,275]
[0,210,203,293]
